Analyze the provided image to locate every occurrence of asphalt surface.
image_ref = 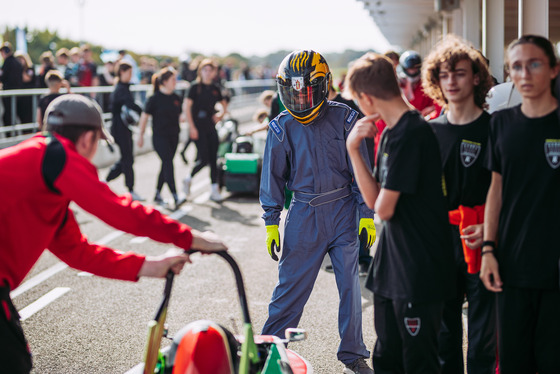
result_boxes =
[12,124,379,373]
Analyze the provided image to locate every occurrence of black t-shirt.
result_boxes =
[430,111,491,210]
[187,82,223,126]
[38,93,63,122]
[371,110,455,302]
[144,91,182,137]
[488,105,560,289]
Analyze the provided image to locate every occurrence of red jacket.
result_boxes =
[0,134,193,289]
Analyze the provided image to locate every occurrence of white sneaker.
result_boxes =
[129,190,145,201]
[182,177,192,196]
[209,183,223,202]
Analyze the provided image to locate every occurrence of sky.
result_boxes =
[1,0,392,57]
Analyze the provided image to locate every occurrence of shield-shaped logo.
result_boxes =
[544,139,560,169]
[292,77,304,91]
[460,140,481,167]
[404,317,421,336]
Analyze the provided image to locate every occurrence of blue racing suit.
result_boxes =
[260,101,373,364]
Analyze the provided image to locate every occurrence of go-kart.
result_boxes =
[216,120,264,196]
[138,251,312,374]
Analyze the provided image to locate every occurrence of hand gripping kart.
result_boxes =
[140,251,312,374]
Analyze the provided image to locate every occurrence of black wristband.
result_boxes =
[481,249,494,256]
[481,240,496,250]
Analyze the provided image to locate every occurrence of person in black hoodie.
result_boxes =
[105,61,144,201]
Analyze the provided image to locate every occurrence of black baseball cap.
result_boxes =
[45,94,113,142]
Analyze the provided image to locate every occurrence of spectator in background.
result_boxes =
[118,49,139,84]
[65,47,81,86]
[38,51,56,89]
[37,70,70,130]
[98,58,116,112]
[55,48,70,77]
[105,61,144,201]
[0,42,23,127]
[137,67,186,210]
[398,50,441,118]
[14,51,36,125]
[78,44,99,93]
[384,50,400,69]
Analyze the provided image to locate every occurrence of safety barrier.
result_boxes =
[0,79,275,150]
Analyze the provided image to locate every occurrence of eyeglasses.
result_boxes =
[510,60,545,74]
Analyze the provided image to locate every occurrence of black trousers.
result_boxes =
[439,227,497,374]
[497,286,560,373]
[190,124,219,184]
[106,125,135,190]
[153,134,179,195]
[0,286,33,374]
[372,294,444,374]
[2,96,17,127]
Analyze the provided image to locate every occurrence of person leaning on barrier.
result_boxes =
[0,94,228,374]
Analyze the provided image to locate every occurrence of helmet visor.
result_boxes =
[277,76,326,114]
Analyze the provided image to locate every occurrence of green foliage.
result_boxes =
[2,26,377,77]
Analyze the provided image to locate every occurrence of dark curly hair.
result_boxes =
[422,34,493,109]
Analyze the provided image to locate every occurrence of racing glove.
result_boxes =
[266,225,281,261]
[359,218,376,251]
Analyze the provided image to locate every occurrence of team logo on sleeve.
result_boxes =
[460,140,481,167]
[404,317,421,336]
[544,139,560,169]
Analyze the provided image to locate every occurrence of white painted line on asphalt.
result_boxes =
[97,230,125,245]
[19,287,71,321]
[130,236,148,244]
[10,262,68,298]
[11,230,127,298]
[77,272,93,277]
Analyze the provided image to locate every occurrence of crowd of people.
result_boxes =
[260,34,559,374]
[1,30,559,374]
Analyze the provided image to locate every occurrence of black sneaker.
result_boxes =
[325,264,334,273]
[154,194,165,205]
[343,358,373,374]
[174,196,187,211]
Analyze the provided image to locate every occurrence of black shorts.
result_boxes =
[0,285,33,374]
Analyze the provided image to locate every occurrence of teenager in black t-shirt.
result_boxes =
[483,35,560,372]
[181,59,228,202]
[137,67,185,210]
[423,35,497,374]
[345,53,455,373]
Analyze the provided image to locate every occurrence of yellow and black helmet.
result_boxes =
[276,50,331,124]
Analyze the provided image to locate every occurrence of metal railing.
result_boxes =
[0,79,276,149]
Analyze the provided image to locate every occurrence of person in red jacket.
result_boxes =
[0,94,227,374]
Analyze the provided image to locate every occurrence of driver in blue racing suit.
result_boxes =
[260,50,376,374]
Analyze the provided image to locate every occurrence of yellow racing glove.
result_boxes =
[266,225,281,261]
[359,218,376,251]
